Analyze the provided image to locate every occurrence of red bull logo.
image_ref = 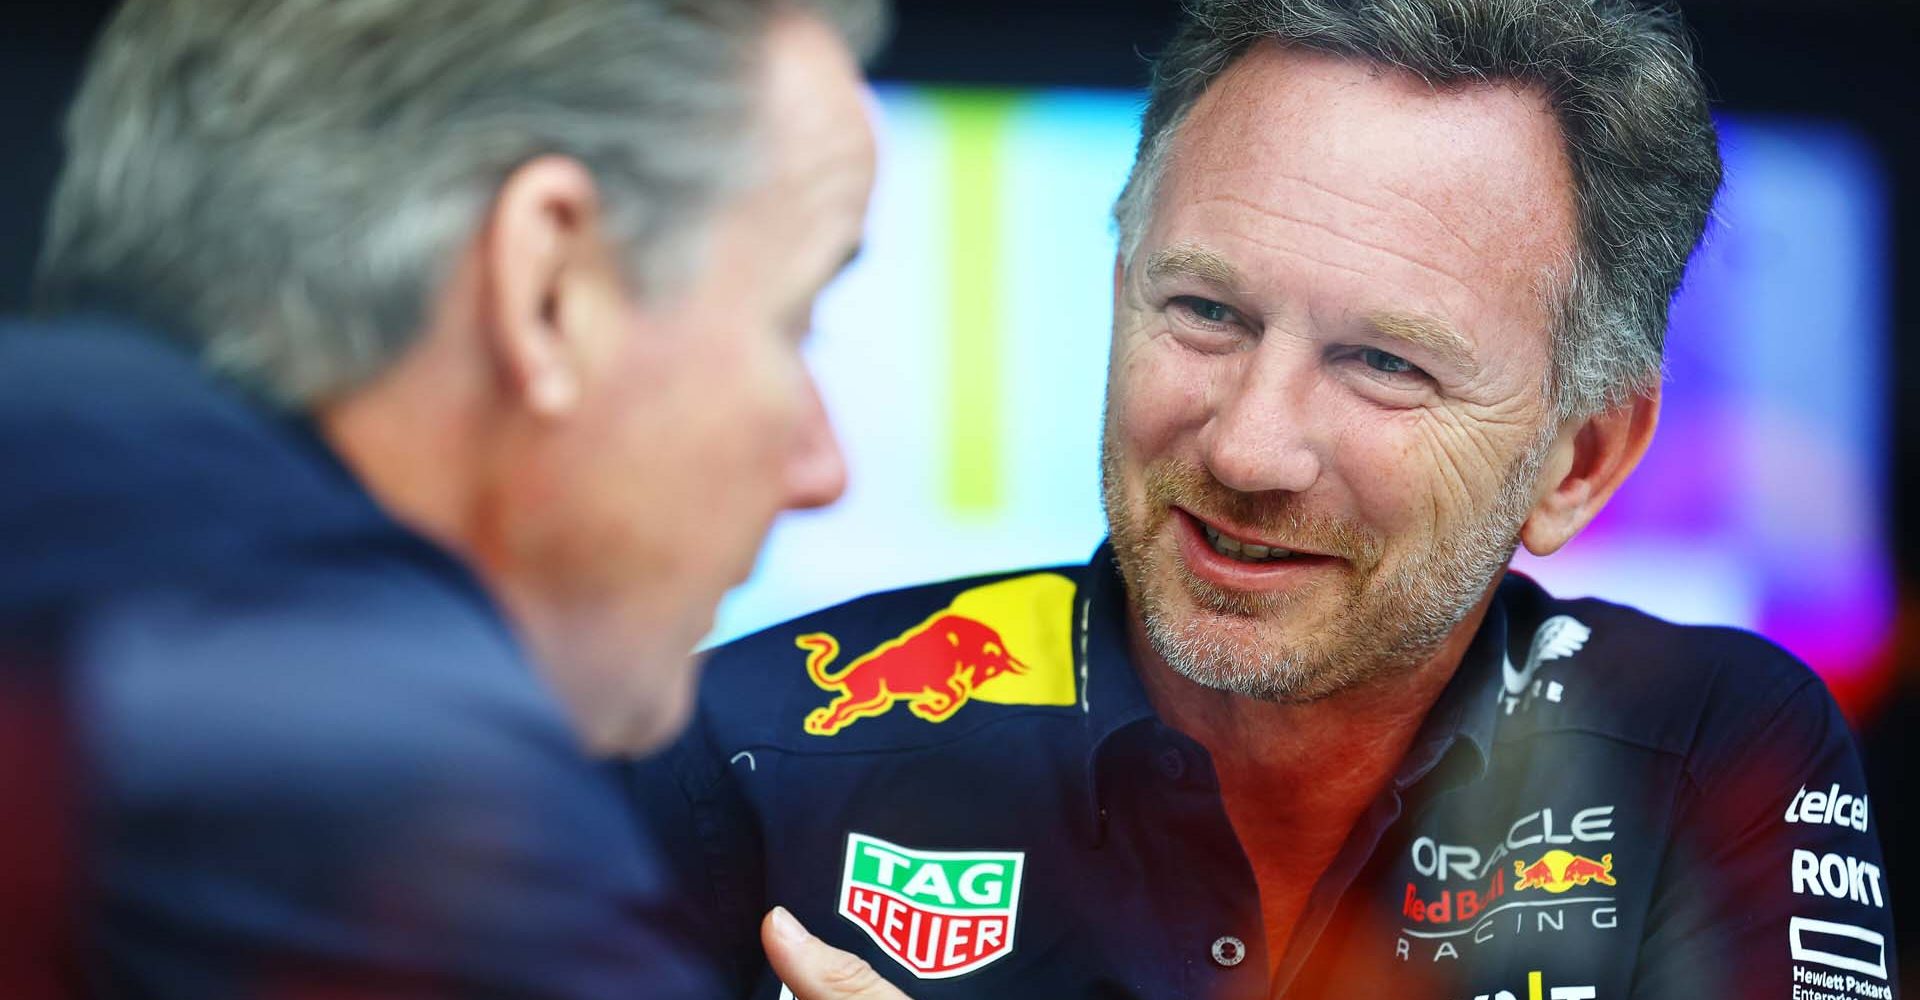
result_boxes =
[797,574,1079,736]
[799,616,1027,735]
[1513,851,1616,894]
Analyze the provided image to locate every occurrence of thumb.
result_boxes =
[762,906,913,1000]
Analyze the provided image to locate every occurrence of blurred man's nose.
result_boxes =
[784,380,848,511]
[1198,341,1324,496]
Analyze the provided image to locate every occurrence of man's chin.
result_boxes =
[1163,563,1326,628]
[1148,634,1326,703]
[624,687,697,756]
[1155,640,1391,704]
[594,653,700,757]
[1140,594,1413,704]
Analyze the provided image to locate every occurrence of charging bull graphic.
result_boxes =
[799,617,1027,735]
[795,573,1081,737]
[1513,851,1616,894]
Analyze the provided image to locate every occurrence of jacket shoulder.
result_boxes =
[77,560,600,820]
[696,563,1090,753]
[75,567,729,996]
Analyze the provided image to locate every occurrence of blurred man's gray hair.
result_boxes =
[1114,0,1723,419]
[36,0,889,406]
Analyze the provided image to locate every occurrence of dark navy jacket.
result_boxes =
[0,317,726,998]
[635,545,1899,999]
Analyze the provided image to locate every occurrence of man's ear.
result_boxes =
[1519,386,1660,557]
[479,155,606,418]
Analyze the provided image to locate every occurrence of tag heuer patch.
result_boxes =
[838,832,1025,979]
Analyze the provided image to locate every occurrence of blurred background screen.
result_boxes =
[715,88,1896,701]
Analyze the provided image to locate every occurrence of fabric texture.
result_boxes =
[0,317,726,999]
[634,543,1899,1000]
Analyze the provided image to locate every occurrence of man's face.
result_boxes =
[513,12,875,750]
[1102,44,1578,701]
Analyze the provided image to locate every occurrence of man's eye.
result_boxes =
[1171,296,1236,325]
[1359,347,1421,376]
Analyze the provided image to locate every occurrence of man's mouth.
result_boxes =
[1199,521,1293,563]
[1165,507,1348,594]
[1196,517,1299,564]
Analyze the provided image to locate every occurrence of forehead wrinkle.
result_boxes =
[1242,169,1479,260]
[1144,242,1244,291]
[1374,179,1479,257]
[1202,193,1477,301]
[1230,229,1374,287]
[1365,310,1482,378]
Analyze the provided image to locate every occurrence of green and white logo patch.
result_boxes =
[838,832,1025,979]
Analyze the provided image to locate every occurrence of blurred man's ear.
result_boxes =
[480,155,611,418]
[1519,388,1660,557]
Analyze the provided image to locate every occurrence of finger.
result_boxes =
[762,906,912,1000]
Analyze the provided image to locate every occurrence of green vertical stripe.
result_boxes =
[932,90,1017,515]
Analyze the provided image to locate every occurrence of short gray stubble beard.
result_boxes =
[1101,410,1556,704]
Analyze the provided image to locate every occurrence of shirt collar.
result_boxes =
[1072,542,1521,831]
[1071,542,1157,840]
[1392,577,1511,791]
[1076,541,1158,739]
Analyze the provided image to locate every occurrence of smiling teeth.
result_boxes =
[1202,523,1294,562]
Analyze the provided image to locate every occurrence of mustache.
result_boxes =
[1143,462,1383,566]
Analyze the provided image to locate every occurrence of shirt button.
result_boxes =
[1155,747,1187,781]
[1211,935,1247,968]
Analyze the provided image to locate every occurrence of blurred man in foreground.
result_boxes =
[637,1,1899,997]
[0,0,887,995]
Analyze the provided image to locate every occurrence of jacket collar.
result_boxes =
[0,315,496,621]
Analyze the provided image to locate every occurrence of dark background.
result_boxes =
[4,0,1915,981]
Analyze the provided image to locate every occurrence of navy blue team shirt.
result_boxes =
[634,542,1899,999]
[0,316,727,999]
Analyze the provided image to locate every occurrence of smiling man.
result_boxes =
[635,2,1897,998]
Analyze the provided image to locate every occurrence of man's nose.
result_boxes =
[783,377,848,511]
[1198,341,1324,495]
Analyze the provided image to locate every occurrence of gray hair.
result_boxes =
[1114,0,1723,418]
[36,0,889,407]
